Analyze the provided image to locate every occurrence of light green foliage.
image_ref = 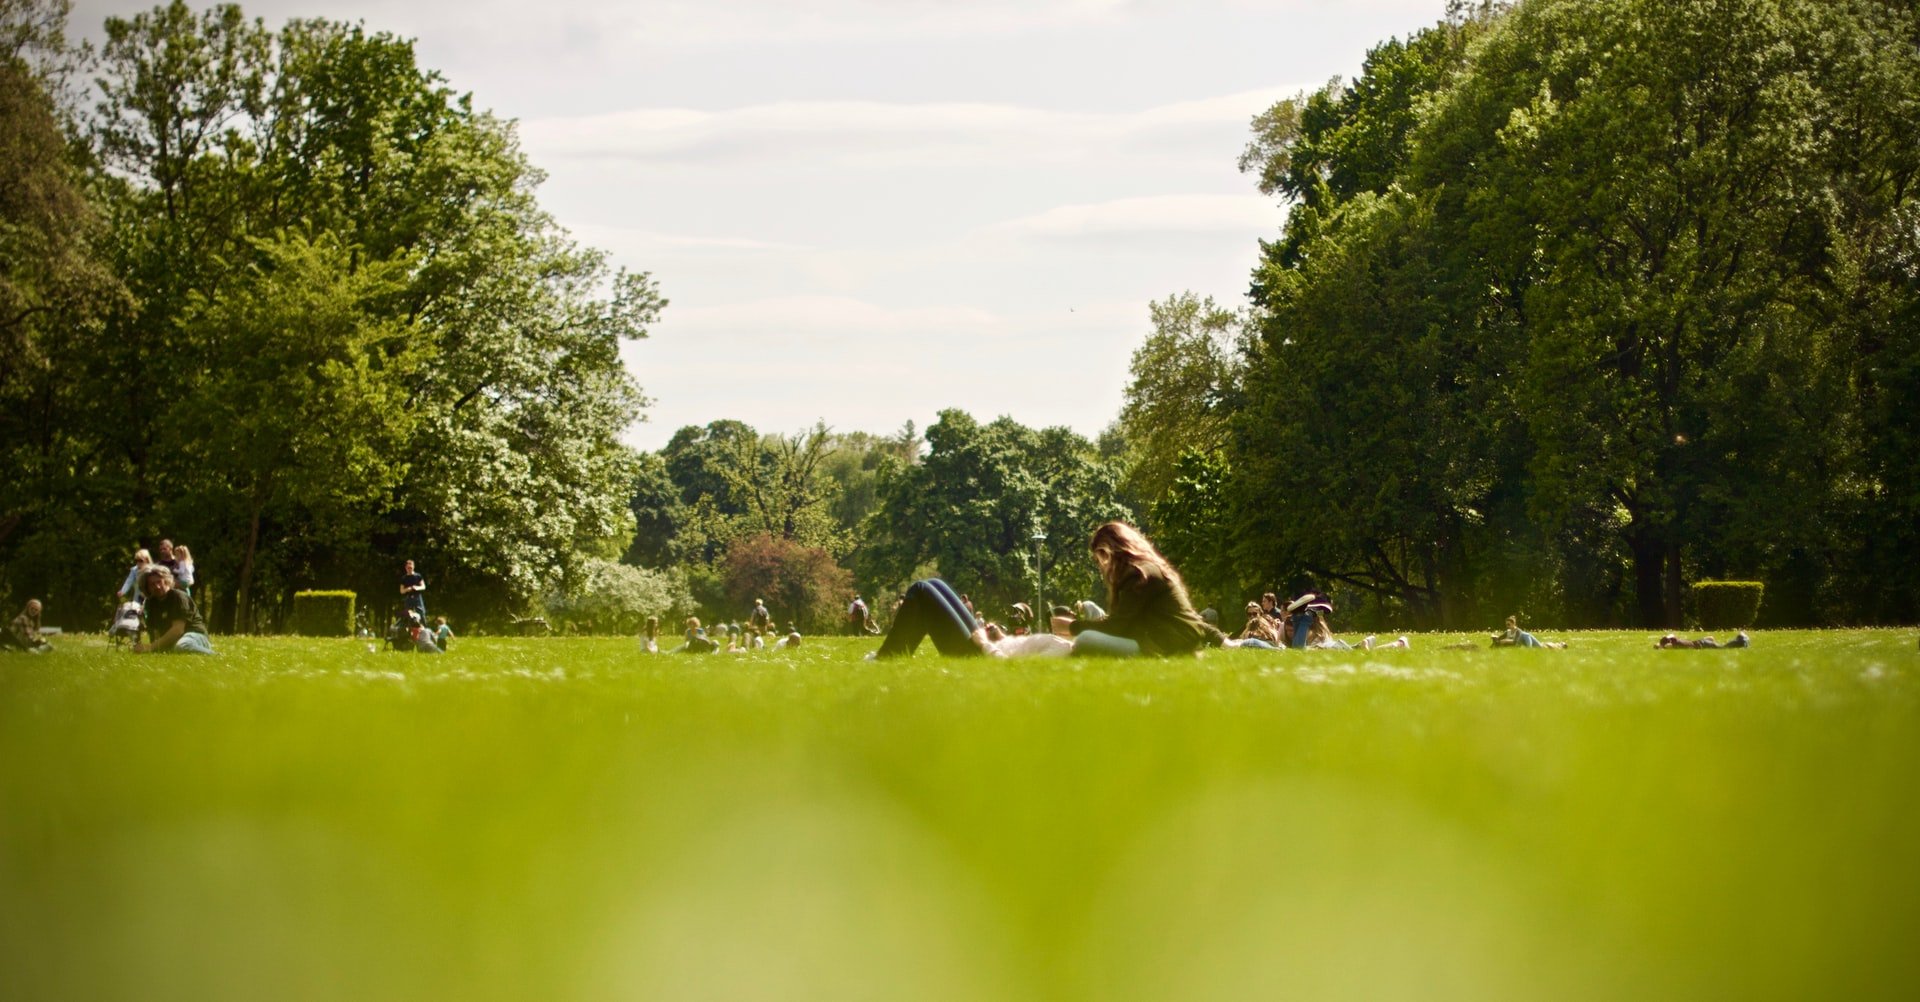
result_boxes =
[1116,293,1245,515]
[2,631,1916,1000]
[860,410,1130,615]
[542,558,693,635]
[0,2,664,628]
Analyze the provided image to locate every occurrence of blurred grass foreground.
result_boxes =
[3,631,1917,1001]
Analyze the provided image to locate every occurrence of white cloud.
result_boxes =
[622,294,1150,448]
[982,193,1285,240]
[670,296,1008,339]
[517,87,1309,170]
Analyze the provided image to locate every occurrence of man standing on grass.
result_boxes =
[399,559,428,620]
[750,598,771,634]
[847,594,869,635]
[134,567,213,655]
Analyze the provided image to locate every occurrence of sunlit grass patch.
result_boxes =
[2,631,1916,1001]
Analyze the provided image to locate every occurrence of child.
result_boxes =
[679,617,718,654]
[172,544,196,595]
[432,615,453,652]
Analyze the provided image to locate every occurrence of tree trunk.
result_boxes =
[1664,537,1686,630]
[233,501,264,634]
[1630,530,1667,628]
[233,483,268,633]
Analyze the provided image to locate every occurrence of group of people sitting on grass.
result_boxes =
[386,609,454,653]
[649,614,803,654]
[1224,592,1410,652]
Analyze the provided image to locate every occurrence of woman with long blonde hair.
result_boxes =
[1067,521,1224,657]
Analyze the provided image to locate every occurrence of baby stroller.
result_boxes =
[108,600,143,646]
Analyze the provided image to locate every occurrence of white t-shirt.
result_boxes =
[988,634,1073,658]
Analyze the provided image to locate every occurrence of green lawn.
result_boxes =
[3,630,1916,1001]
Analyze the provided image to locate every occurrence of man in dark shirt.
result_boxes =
[134,567,213,654]
[399,559,427,619]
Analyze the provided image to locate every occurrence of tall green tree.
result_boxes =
[66,1,663,627]
[0,0,129,616]
[1116,292,1245,518]
[1415,0,1919,625]
[859,410,1129,616]
[177,231,415,629]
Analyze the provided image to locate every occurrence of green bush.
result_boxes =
[1694,581,1764,630]
[290,590,356,637]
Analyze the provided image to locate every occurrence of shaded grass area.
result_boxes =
[3,631,1917,1000]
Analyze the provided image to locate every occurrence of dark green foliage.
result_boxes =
[1693,581,1764,631]
[1225,0,1920,627]
[858,410,1130,616]
[289,590,355,637]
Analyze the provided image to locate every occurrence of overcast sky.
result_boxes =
[73,0,1450,451]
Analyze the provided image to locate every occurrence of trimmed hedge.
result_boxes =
[291,590,357,637]
[1694,581,1764,630]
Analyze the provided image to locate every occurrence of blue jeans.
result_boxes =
[1516,630,1543,648]
[170,632,215,655]
[875,579,982,657]
[1071,630,1142,657]
[1237,638,1282,650]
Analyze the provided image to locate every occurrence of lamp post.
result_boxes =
[1031,528,1048,623]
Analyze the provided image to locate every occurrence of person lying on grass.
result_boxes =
[1657,631,1751,649]
[867,578,1072,659]
[133,566,213,655]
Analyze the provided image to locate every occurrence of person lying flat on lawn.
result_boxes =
[1657,631,1751,649]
